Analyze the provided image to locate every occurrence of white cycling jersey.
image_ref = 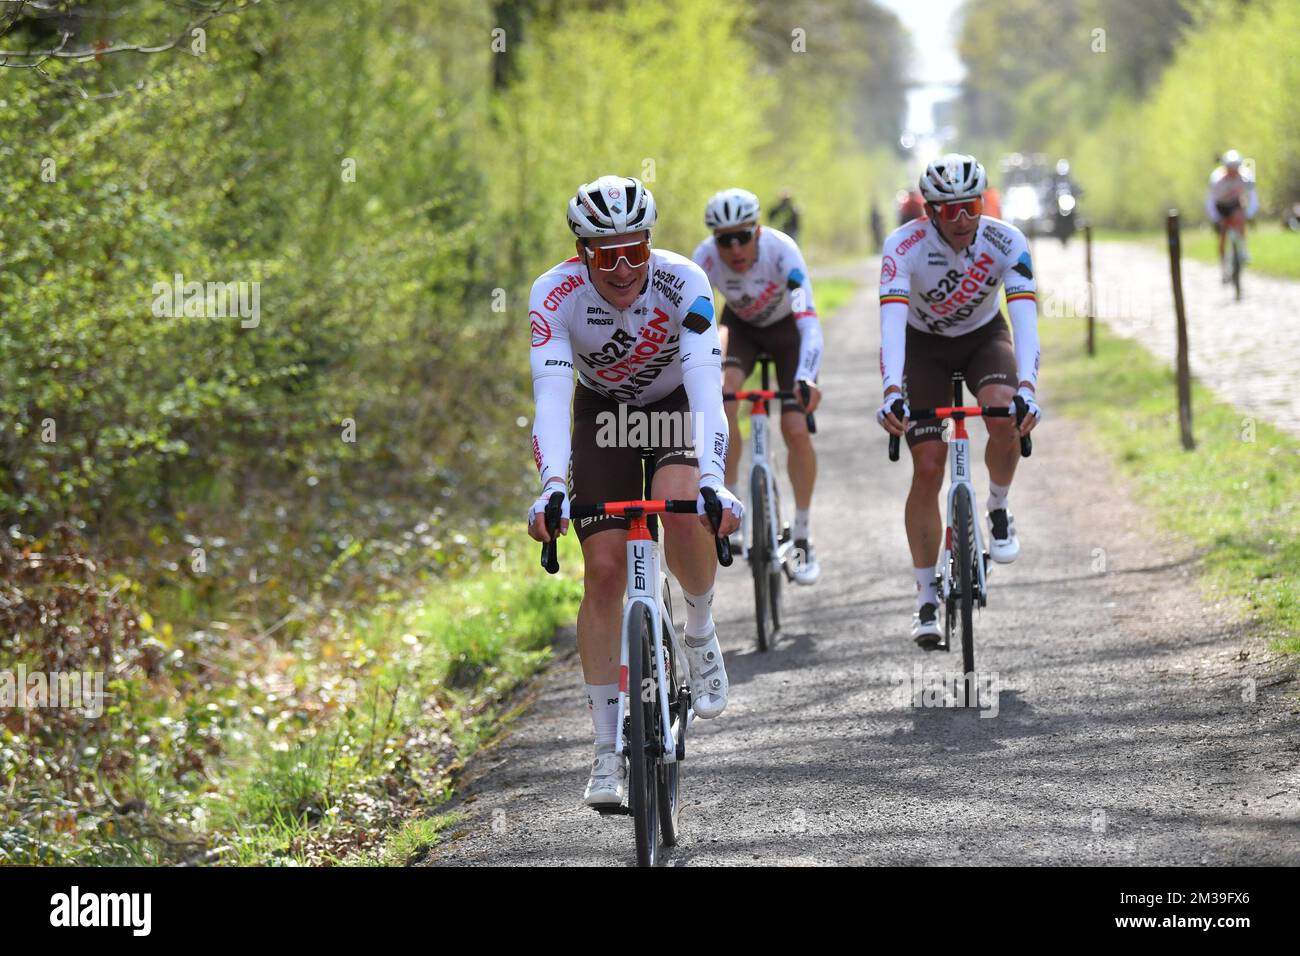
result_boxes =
[1204,166,1259,221]
[877,216,1040,396]
[528,248,728,491]
[691,227,823,381]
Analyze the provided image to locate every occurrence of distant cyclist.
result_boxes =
[692,188,824,584]
[527,176,743,808]
[875,154,1041,645]
[1205,149,1259,283]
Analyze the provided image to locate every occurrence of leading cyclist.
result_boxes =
[526,175,743,808]
[691,188,824,584]
[1204,149,1259,283]
[874,154,1041,646]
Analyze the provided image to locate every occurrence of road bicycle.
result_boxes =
[888,372,1030,681]
[723,356,815,652]
[539,456,731,866]
[1224,219,1246,302]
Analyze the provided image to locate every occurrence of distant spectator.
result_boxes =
[983,187,1002,220]
[870,202,884,253]
[769,189,800,241]
[897,189,925,226]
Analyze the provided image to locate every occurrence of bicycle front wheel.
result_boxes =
[1231,233,1243,301]
[751,469,773,652]
[954,486,976,681]
[656,616,682,846]
[627,605,659,866]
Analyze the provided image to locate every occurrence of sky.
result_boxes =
[877,0,966,137]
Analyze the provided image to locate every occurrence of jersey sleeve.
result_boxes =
[783,241,823,381]
[527,276,575,491]
[878,244,912,395]
[1001,232,1040,389]
[1204,175,1221,220]
[675,265,728,484]
[690,238,717,285]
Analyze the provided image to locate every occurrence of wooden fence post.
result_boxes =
[1166,210,1195,450]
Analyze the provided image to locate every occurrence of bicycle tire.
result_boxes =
[769,485,783,634]
[656,614,681,846]
[627,604,659,866]
[1232,232,1243,301]
[954,486,976,681]
[751,468,772,652]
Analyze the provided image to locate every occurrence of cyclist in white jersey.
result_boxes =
[692,188,825,584]
[874,154,1041,645]
[526,175,743,808]
[1204,149,1259,283]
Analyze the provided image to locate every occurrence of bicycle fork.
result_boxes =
[749,408,789,562]
[936,432,989,618]
[614,535,685,765]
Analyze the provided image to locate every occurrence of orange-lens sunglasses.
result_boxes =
[931,197,984,222]
[584,238,652,271]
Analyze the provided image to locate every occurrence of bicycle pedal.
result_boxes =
[592,804,630,816]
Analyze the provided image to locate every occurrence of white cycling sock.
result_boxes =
[793,508,811,541]
[914,566,938,607]
[987,480,1011,514]
[586,682,619,753]
[681,586,715,640]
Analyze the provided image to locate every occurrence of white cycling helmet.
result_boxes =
[1222,149,1243,169]
[919,153,987,204]
[704,188,761,230]
[567,175,657,238]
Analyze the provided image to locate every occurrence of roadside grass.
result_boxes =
[208,531,584,865]
[1040,313,1299,655]
[1089,223,1300,280]
[0,530,583,866]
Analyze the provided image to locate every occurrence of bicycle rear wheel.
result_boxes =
[627,605,659,866]
[656,615,682,846]
[954,486,976,681]
[751,469,773,652]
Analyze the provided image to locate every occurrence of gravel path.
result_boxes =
[1031,236,1300,436]
[428,260,1298,866]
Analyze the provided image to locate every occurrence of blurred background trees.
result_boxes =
[953,0,1299,227]
[0,0,905,616]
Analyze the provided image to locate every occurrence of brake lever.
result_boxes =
[700,487,733,567]
[798,380,817,434]
[540,490,565,574]
[887,399,906,462]
[1013,395,1033,458]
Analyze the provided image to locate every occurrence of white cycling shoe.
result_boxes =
[583,751,627,808]
[684,629,729,718]
[912,601,942,648]
[988,509,1020,564]
[790,539,820,585]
